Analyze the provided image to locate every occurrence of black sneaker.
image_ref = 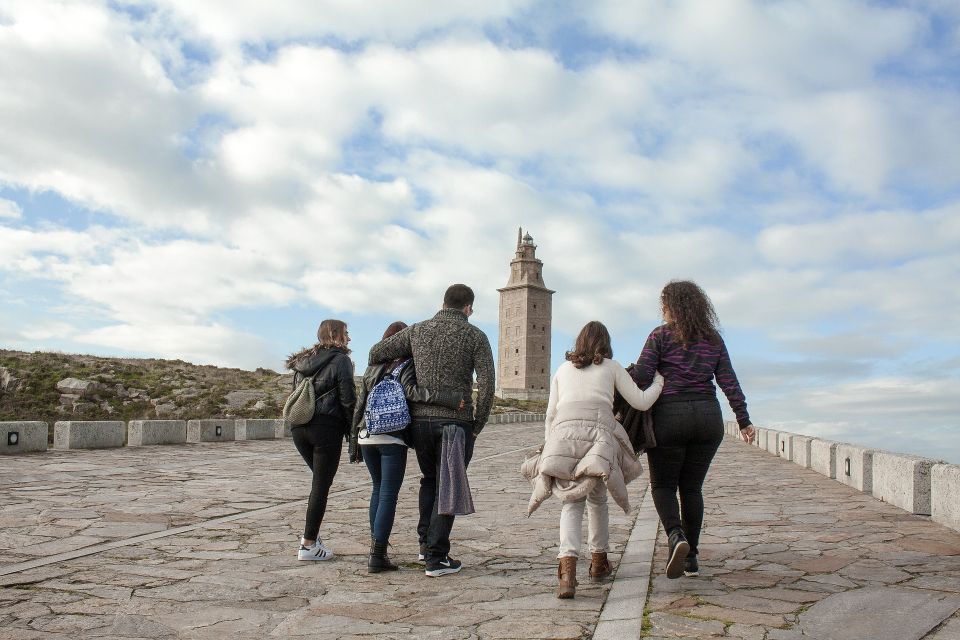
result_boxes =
[425,556,462,577]
[683,554,699,577]
[666,529,690,579]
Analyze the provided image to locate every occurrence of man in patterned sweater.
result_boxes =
[367,284,495,577]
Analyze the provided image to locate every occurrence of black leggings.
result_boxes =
[292,425,343,541]
[645,398,724,556]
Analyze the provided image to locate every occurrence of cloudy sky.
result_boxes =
[1,0,958,461]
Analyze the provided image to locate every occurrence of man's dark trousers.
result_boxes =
[411,418,475,561]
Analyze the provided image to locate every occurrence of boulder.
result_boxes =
[56,378,100,397]
[0,366,18,391]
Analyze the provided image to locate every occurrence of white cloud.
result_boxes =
[0,199,21,219]
[76,322,273,369]
[155,0,535,45]
[758,206,960,267]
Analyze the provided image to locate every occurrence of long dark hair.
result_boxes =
[661,280,721,346]
[565,321,613,369]
[285,319,351,368]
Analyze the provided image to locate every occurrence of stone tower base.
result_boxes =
[498,388,550,402]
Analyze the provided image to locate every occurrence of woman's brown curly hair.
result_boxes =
[661,280,721,346]
[565,320,613,369]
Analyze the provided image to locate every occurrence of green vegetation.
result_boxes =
[0,349,287,424]
[0,349,545,424]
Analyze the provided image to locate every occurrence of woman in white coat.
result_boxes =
[523,321,663,598]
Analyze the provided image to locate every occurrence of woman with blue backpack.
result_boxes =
[350,321,467,573]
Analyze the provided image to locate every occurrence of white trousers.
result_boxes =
[557,482,609,558]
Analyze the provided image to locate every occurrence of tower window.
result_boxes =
[514,370,518,376]
[532,324,536,329]
[515,348,519,354]
[542,346,545,351]
[541,369,544,374]
[533,304,537,309]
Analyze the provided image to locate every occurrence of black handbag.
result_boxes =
[613,365,657,454]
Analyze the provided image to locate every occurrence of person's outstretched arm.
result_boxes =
[368,326,413,365]
[399,362,465,410]
[615,365,663,411]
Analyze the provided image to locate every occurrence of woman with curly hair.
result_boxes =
[286,319,355,561]
[523,320,663,598]
[631,281,756,579]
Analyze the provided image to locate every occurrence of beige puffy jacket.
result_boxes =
[521,401,643,515]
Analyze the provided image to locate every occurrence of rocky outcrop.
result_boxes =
[0,366,19,392]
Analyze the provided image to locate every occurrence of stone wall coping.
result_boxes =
[726,425,951,526]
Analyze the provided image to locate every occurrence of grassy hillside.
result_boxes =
[0,349,288,424]
[0,350,546,425]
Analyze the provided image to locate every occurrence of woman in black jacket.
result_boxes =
[349,321,466,573]
[287,318,356,561]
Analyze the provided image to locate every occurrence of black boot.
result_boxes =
[368,540,399,573]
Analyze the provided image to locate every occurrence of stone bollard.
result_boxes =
[276,420,292,438]
[128,420,187,446]
[810,439,839,479]
[236,419,282,440]
[872,452,933,515]
[791,436,813,468]
[765,430,782,455]
[54,421,125,450]
[1,422,48,454]
[778,432,794,459]
[186,419,236,443]
[931,464,960,532]
[836,444,874,493]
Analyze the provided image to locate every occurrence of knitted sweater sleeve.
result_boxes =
[715,339,751,428]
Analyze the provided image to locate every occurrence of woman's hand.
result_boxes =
[740,424,756,444]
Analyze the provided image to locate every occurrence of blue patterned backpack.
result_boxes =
[364,360,412,435]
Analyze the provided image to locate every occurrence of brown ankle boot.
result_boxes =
[588,552,612,581]
[557,557,578,599]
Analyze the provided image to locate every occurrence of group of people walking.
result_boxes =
[284,280,755,596]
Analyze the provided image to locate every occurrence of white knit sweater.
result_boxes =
[544,359,664,437]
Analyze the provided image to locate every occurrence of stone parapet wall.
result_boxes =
[0,421,48,454]
[724,421,958,532]
[54,421,126,450]
[128,420,187,446]
[0,412,547,455]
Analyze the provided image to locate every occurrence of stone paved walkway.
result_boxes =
[0,420,647,639]
[5,424,960,639]
[643,434,960,640]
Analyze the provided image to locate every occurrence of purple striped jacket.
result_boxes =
[631,325,751,428]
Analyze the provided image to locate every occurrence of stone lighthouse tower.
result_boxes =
[497,228,554,401]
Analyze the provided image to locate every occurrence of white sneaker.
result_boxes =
[298,539,335,561]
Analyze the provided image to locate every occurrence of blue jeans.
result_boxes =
[410,418,474,561]
[362,444,408,544]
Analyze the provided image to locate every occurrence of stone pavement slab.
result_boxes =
[0,420,649,639]
[643,436,960,640]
